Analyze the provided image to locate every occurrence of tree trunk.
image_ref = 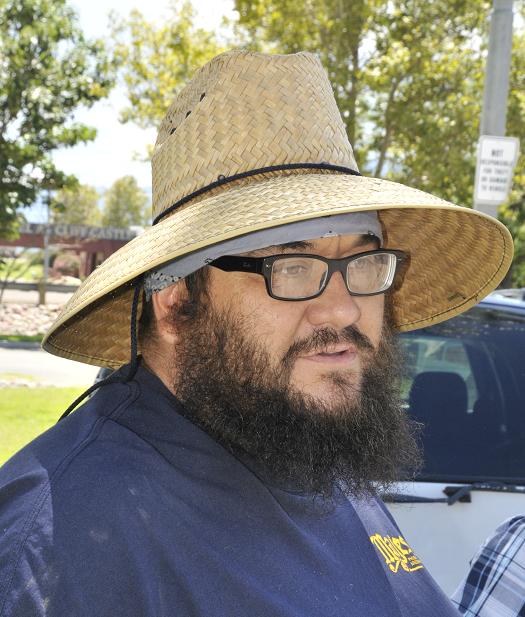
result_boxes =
[374,79,400,177]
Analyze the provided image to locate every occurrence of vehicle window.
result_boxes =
[401,337,478,411]
[400,304,525,483]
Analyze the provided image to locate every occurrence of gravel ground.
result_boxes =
[0,303,62,336]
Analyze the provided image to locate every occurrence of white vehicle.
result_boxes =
[387,289,525,594]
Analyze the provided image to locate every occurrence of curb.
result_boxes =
[0,341,42,350]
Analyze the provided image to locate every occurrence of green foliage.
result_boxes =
[499,191,525,287]
[501,27,525,287]
[50,184,101,226]
[111,1,224,129]
[101,175,149,228]
[0,0,115,239]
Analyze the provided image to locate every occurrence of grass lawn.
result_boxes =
[0,334,43,344]
[0,387,83,464]
[0,261,43,282]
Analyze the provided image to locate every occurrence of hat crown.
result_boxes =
[152,50,358,219]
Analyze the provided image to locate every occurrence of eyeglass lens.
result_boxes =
[270,253,397,299]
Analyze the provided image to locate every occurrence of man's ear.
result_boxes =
[151,281,187,345]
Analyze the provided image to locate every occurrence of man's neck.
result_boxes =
[140,350,178,397]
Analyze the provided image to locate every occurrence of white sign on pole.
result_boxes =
[474,135,520,210]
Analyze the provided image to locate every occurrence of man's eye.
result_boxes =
[274,261,311,276]
[282,265,308,276]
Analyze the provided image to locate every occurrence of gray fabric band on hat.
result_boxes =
[144,211,382,299]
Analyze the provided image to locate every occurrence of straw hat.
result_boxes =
[43,50,513,369]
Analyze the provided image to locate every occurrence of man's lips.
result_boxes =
[299,345,358,365]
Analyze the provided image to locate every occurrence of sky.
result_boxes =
[29,0,235,222]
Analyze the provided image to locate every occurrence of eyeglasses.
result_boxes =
[210,249,407,301]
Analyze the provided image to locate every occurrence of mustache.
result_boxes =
[281,325,374,369]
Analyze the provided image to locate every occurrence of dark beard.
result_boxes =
[170,300,421,502]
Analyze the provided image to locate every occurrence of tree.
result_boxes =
[0,0,115,239]
[50,184,101,226]
[499,24,525,287]
[102,176,149,228]
[499,193,525,287]
[111,1,224,129]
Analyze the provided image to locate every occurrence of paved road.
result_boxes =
[0,347,99,386]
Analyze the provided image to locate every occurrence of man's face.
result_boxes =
[208,234,385,407]
[165,233,419,499]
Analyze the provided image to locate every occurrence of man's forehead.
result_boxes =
[251,234,379,255]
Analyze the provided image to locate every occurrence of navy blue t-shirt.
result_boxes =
[0,366,460,616]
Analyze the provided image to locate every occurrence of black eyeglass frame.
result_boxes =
[210,249,407,301]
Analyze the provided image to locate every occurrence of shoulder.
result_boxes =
[471,515,525,565]
[490,515,525,544]
[0,380,160,616]
[0,379,140,498]
[451,516,525,616]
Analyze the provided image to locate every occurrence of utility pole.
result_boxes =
[473,0,516,217]
[480,0,515,137]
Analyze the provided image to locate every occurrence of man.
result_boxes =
[0,50,513,616]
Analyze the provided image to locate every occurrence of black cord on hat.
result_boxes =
[153,162,361,225]
[57,277,143,421]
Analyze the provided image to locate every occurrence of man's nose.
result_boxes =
[305,271,361,328]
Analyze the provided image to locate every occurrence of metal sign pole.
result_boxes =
[474,0,515,216]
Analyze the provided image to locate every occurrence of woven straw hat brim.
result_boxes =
[42,172,513,368]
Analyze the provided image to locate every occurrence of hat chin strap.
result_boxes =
[57,277,143,421]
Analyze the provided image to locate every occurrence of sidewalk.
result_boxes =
[0,347,99,387]
[1,288,74,305]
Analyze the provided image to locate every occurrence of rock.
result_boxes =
[0,303,62,336]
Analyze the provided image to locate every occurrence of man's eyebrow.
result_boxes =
[275,240,314,251]
[249,234,379,256]
[272,235,379,251]
[353,233,381,248]
[250,240,314,255]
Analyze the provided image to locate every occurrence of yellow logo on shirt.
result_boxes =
[369,533,424,573]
